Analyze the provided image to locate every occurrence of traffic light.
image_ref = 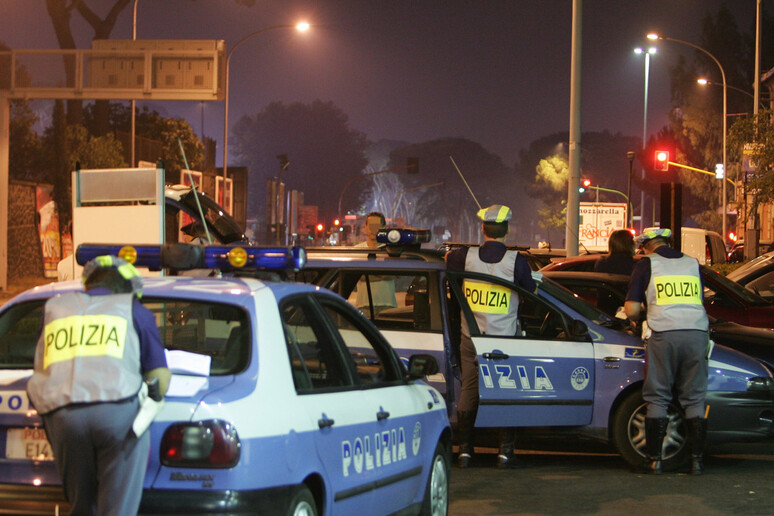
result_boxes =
[333,218,341,228]
[579,178,591,193]
[316,223,324,233]
[654,150,669,171]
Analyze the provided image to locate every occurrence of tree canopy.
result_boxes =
[230,100,370,223]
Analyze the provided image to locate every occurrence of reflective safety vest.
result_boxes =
[463,249,520,336]
[645,253,709,332]
[27,292,143,415]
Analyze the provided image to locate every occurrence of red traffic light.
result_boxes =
[582,179,591,187]
[333,218,340,226]
[654,150,669,171]
[316,223,324,232]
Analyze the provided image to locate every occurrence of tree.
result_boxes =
[381,138,512,243]
[728,111,774,219]
[83,103,204,178]
[230,100,370,223]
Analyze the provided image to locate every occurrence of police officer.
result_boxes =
[445,204,537,468]
[27,256,171,515]
[624,228,710,475]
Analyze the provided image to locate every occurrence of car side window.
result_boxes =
[281,299,353,393]
[318,299,402,387]
[328,271,440,332]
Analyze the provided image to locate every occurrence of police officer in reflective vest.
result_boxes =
[624,228,710,475]
[27,256,171,515]
[445,204,537,468]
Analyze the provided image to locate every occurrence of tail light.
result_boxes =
[160,420,241,468]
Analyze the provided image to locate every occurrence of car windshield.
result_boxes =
[704,268,772,306]
[535,273,617,326]
[0,297,251,375]
[727,251,774,281]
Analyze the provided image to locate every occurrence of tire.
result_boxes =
[611,389,689,471]
[286,485,317,516]
[419,442,450,516]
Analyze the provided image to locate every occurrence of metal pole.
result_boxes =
[627,152,635,227]
[565,0,582,256]
[131,0,138,167]
[651,34,727,244]
[639,51,650,232]
[222,24,299,182]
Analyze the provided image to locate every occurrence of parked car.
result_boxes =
[542,270,774,369]
[292,230,774,471]
[0,243,451,515]
[727,240,774,264]
[727,250,774,302]
[541,254,774,329]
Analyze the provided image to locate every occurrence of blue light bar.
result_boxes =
[376,228,431,246]
[76,243,306,272]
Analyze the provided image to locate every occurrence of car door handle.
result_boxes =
[603,357,621,362]
[318,415,335,429]
[377,408,390,421]
[483,352,509,360]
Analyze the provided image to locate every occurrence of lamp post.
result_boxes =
[131,0,139,167]
[222,22,310,181]
[697,79,767,111]
[634,46,656,231]
[626,151,635,227]
[275,154,290,245]
[648,33,727,244]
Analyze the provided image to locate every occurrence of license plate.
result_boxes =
[6,427,54,461]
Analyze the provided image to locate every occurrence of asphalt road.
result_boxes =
[449,441,774,515]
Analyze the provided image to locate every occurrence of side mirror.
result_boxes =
[407,354,439,379]
[569,319,589,338]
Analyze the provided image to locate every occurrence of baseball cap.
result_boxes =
[477,205,512,223]
[635,228,672,246]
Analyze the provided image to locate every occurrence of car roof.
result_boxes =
[6,275,326,306]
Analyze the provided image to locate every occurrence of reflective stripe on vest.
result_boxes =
[463,249,520,336]
[646,254,709,332]
[27,292,143,415]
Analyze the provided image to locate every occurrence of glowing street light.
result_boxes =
[222,22,310,181]
[648,32,728,244]
[697,78,767,110]
[634,46,656,231]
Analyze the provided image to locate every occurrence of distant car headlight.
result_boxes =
[160,420,241,468]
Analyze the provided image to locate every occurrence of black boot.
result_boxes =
[497,428,521,469]
[456,410,476,468]
[644,417,668,474]
[686,417,707,475]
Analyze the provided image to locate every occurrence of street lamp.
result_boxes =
[697,78,767,111]
[626,151,636,227]
[634,46,656,231]
[222,22,310,181]
[275,154,290,245]
[648,32,727,244]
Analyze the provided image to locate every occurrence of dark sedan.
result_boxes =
[542,254,774,330]
[542,270,774,369]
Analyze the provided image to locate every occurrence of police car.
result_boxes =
[298,228,774,470]
[0,244,451,515]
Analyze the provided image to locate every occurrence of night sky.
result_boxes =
[1,1,768,167]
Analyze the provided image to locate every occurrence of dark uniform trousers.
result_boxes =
[43,397,149,516]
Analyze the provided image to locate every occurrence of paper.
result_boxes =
[165,349,211,376]
[166,375,208,397]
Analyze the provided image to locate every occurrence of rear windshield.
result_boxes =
[0,297,250,375]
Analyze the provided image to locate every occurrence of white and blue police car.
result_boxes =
[299,228,774,471]
[0,243,451,515]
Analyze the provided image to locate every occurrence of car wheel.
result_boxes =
[420,442,450,516]
[286,485,317,516]
[611,389,688,471]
